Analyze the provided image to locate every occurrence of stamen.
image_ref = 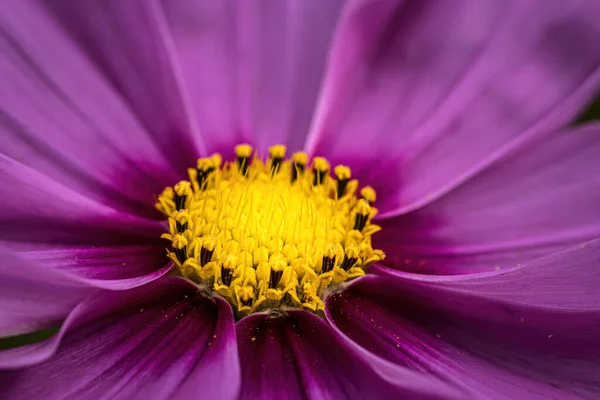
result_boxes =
[360,186,377,204]
[235,144,253,176]
[312,157,329,186]
[335,165,351,199]
[173,181,192,211]
[340,244,360,271]
[353,199,371,231]
[291,152,308,182]
[269,145,286,176]
[200,237,215,267]
[157,144,385,315]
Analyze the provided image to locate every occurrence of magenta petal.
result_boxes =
[307,0,600,216]
[45,0,206,168]
[160,0,344,153]
[327,275,600,399]
[236,310,463,400]
[0,249,91,337]
[375,123,600,274]
[375,239,600,358]
[0,155,164,244]
[0,0,186,218]
[1,150,171,288]
[5,243,172,290]
[0,278,240,400]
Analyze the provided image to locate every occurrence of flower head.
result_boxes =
[1,1,600,399]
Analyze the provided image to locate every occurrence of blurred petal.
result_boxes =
[375,123,600,274]
[160,0,344,154]
[0,0,185,218]
[375,239,600,358]
[327,275,600,399]
[0,278,240,400]
[45,0,206,167]
[307,0,600,216]
[0,249,91,337]
[0,155,170,288]
[236,310,463,400]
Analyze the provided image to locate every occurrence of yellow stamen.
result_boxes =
[360,186,377,204]
[156,144,385,314]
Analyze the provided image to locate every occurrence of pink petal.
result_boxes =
[160,0,344,154]
[375,123,600,274]
[4,243,172,291]
[0,0,187,218]
[0,249,91,337]
[45,0,206,167]
[327,275,600,399]
[236,310,464,400]
[375,239,600,357]
[0,155,171,289]
[0,155,165,244]
[306,0,600,217]
[0,278,240,400]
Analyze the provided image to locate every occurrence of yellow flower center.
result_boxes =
[156,144,384,316]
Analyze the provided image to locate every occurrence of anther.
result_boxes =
[174,211,191,233]
[269,270,283,288]
[322,256,336,273]
[200,236,216,267]
[269,145,287,176]
[235,144,253,176]
[341,245,360,270]
[335,165,351,199]
[312,157,330,186]
[173,181,192,211]
[237,286,255,306]
[291,152,308,182]
[321,243,337,273]
[175,247,187,264]
[353,199,371,231]
[360,186,377,204]
[196,156,220,191]
[171,234,188,264]
[221,266,233,286]
[220,255,237,286]
[268,255,287,288]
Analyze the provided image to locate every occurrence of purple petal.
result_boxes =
[0,0,187,218]
[5,243,172,290]
[0,277,240,400]
[0,249,91,337]
[236,310,464,400]
[0,155,164,244]
[0,156,171,288]
[327,275,600,399]
[375,123,600,274]
[160,0,344,153]
[306,0,600,217]
[375,239,600,358]
[44,0,206,168]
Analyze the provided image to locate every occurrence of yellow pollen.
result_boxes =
[234,144,253,158]
[334,165,351,181]
[292,151,308,165]
[360,186,377,203]
[156,144,385,316]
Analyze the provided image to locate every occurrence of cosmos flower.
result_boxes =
[1,0,600,399]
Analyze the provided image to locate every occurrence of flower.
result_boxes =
[1,0,600,399]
